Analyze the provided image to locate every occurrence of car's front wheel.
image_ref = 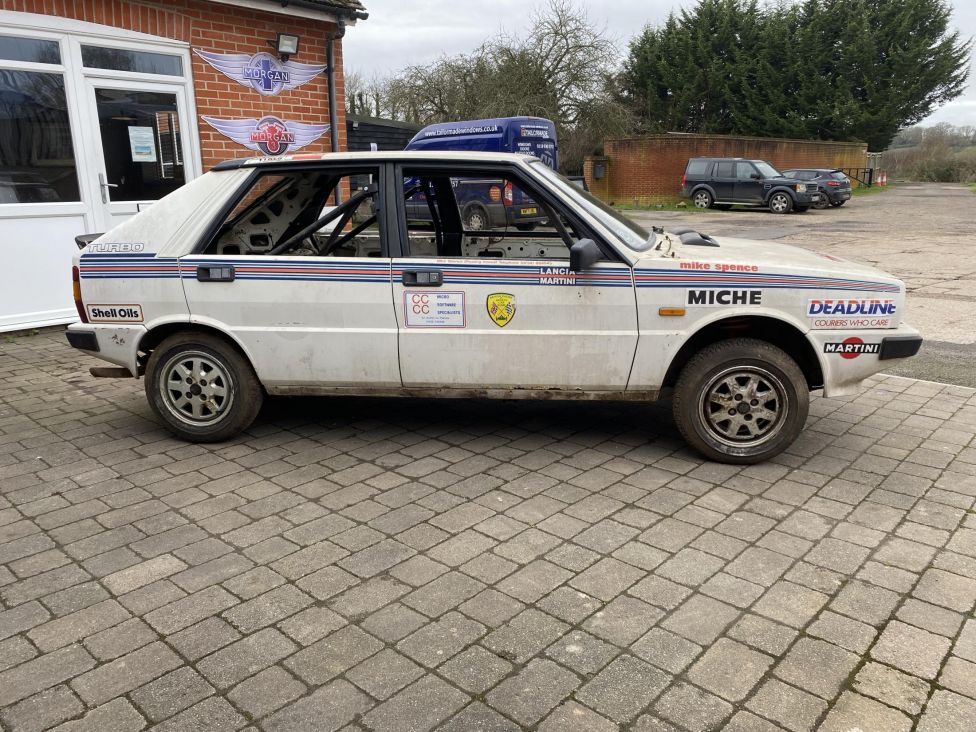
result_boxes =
[145,332,263,442]
[768,192,793,214]
[672,339,809,464]
[692,190,713,209]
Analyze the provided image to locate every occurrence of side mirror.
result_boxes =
[570,238,602,272]
[750,173,761,180]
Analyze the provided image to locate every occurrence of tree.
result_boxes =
[622,0,971,149]
[345,1,632,173]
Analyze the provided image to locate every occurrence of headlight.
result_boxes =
[795,183,807,192]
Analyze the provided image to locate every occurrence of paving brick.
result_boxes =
[746,678,827,732]
[285,625,383,685]
[167,616,241,661]
[151,697,244,732]
[661,594,739,645]
[687,637,773,702]
[222,583,313,633]
[49,698,146,732]
[396,611,485,668]
[577,654,670,723]
[0,645,96,707]
[853,661,931,715]
[143,585,239,634]
[486,658,579,726]
[70,641,182,706]
[263,679,372,732]
[197,627,298,689]
[870,620,951,680]
[0,600,50,641]
[484,608,569,664]
[347,648,423,700]
[101,554,186,595]
[129,666,213,722]
[819,691,912,732]
[916,690,976,732]
[654,681,733,732]
[362,675,467,732]
[0,684,84,732]
[27,599,130,652]
[227,666,305,719]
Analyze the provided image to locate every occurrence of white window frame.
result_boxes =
[0,11,201,226]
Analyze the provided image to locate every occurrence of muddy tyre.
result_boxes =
[145,332,263,443]
[673,338,808,464]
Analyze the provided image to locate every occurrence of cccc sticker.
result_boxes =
[486,293,516,327]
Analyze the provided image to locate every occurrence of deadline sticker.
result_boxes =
[486,293,516,327]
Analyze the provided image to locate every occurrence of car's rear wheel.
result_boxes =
[813,194,830,209]
[673,338,809,464]
[692,190,713,209]
[145,332,263,443]
[830,199,846,207]
[768,192,793,214]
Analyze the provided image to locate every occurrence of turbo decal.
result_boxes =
[194,50,326,97]
[202,116,330,156]
[824,337,880,359]
[808,299,897,316]
[687,289,762,306]
[486,293,516,327]
[85,242,145,253]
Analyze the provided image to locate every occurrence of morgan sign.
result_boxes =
[202,115,330,155]
[194,50,327,97]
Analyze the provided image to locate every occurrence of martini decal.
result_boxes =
[203,115,330,156]
[194,50,326,96]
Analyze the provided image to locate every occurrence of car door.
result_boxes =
[711,161,736,201]
[179,163,401,390]
[733,162,764,204]
[389,162,639,390]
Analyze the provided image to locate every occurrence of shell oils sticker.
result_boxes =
[824,337,880,359]
[86,304,143,323]
[487,293,516,327]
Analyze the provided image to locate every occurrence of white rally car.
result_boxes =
[67,152,921,463]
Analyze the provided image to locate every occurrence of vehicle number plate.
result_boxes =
[521,207,537,215]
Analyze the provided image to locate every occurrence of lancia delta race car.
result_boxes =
[67,151,922,464]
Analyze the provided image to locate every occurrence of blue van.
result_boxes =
[404,117,558,231]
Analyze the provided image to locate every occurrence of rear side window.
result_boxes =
[714,162,735,178]
[685,160,710,176]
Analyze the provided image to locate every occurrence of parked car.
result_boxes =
[67,150,921,463]
[782,168,852,208]
[681,158,821,213]
[404,117,556,231]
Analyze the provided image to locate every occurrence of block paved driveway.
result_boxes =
[2,331,976,732]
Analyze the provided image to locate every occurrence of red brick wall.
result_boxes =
[1,0,347,169]
[585,134,868,205]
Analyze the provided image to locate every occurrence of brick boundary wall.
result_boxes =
[1,0,347,169]
[584,134,868,205]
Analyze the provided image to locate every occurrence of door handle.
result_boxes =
[98,173,118,204]
[401,270,443,287]
[197,265,235,282]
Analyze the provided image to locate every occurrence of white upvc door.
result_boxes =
[78,76,197,233]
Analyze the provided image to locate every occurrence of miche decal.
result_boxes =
[687,289,762,306]
[824,337,880,359]
[808,299,897,317]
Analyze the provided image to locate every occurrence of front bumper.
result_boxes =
[808,323,922,397]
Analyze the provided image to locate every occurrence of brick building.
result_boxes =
[584,134,868,205]
[0,0,366,331]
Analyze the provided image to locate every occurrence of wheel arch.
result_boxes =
[661,315,824,392]
[690,183,716,199]
[764,186,797,204]
[137,321,257,376]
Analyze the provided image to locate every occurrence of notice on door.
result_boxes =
[128,126,157,163]
[404,291,466,328]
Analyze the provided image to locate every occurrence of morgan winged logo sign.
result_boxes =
[202,116,330,155]
[194,50,326,96]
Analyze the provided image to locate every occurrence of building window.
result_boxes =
[81,45,183,76]
[0,70,80,203]
[0,35,61,64]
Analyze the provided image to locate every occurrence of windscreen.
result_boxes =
[529,160,654,252]
[754,161,781,178]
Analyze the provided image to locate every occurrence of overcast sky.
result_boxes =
[344,0,976,127]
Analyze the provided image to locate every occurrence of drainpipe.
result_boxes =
[327,19,345,154]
